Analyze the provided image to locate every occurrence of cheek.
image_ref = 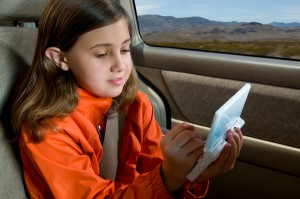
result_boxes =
[68,58,107,89]
[125,58,133,75]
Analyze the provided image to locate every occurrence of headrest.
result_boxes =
[0,0,48,21]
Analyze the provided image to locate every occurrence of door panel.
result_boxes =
[205,161,300,199]
[135,47,300,148]
[161,70,300,148]
[135,44,300,199]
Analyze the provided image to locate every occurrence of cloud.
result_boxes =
[135,3,161,15]
[280,9,300,22]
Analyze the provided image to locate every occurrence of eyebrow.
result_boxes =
[89,38,131,50]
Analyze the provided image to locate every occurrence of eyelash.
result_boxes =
[122,49,131,54]
[95,49,130,58]
[95,53,107,59]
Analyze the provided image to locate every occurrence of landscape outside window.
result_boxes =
[134,0,300,60]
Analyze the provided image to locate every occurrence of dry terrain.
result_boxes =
[138,15,300,59]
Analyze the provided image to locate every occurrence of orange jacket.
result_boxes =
[20,89,208,198]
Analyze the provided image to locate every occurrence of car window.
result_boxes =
[134,0,300,61]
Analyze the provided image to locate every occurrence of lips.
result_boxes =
[108,77,124,85]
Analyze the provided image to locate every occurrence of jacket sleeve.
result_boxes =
[20,130,174,199]
[184,181,209,198]
[124,92,209,199]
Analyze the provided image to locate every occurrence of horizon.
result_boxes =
[137,14,300,25]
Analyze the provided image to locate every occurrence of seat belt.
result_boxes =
[99,102,125,181]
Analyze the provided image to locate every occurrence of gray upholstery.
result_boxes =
[0,0,44,198]
[161,70,300,148]
[0,123,27,198]
[0,0,47,20]
[0,27,38,199]
[138,78,168,130]
[0,1,168,198]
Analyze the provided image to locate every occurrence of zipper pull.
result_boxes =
[96,124,105,143]
[96,124,102,135]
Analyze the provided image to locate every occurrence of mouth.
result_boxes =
[113,77,122,81]
[108,77,124,85]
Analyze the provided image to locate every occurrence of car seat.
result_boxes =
[0,0,48,198]
[0,0,169,197]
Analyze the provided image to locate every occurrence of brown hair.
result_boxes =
[11,0,138,142]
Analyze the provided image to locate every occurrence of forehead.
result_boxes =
[75,18,130,49]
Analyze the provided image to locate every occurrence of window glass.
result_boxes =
[134,0,300,60]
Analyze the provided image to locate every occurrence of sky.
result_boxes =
[134,0,300,24]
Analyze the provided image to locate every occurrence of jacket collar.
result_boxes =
[77,88,113,115]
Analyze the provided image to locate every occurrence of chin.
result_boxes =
[108,90,123,98]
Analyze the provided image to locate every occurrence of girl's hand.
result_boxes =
[196,128,243,182]
[160,122,205,193]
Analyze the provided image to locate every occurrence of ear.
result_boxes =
[45,47,69,71]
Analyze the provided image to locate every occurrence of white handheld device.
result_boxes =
[186,83,251,182]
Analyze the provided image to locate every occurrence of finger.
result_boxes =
[232,128,243,157]
[232,132,241,157]
[179,137,205,164]
[170,130,202,147]
[183,137,205,157]
[161,127,201,161]
[218,143,231,162]
[216,144,235,173]
[164,122,195,143]
[234,128,243,150]
[234,128,243,139]
[166,131,205,161]
[197,145,231,181]
[224,132,238,167]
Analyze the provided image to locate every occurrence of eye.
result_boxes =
[95,53,107,59]
[121,49,131,54]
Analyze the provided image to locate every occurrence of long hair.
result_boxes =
[11,0,138,142]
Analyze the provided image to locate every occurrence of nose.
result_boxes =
[110,53,125,72]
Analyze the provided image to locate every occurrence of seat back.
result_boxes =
[0,0,47,198]
[0,1,169,198]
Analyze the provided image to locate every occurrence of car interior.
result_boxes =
[0,0,299,198]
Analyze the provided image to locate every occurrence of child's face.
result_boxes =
[63,18,132,98]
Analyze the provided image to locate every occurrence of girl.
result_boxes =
[11,0,243,198]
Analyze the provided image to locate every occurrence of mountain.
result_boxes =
[137,15,300,43]
[138,14,240,32]
[270,22,300,27]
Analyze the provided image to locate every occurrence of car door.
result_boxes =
[121,0,300,198]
